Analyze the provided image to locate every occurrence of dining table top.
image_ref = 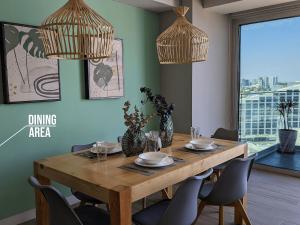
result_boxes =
[34,133,248,203]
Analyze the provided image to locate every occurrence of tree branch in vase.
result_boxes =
[140,87,175,147]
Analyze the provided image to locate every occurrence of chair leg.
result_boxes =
[210,174,217,182]
[219,206,224,225]
[192,201,206,225]
[105,203,110,212]
[162,187,173,199]
[142,197,147,209]
[198,201,206,215]
[235,200,252,225]
[211,169,222,182]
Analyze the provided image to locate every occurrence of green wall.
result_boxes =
[0,0,160,219]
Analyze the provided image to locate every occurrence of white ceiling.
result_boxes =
[205,0,298,14]
[113,0,178,12]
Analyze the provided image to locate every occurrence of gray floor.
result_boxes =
[20,169,300,225]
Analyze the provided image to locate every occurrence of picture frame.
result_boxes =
[84,38,124,99]
[0,22,61,104]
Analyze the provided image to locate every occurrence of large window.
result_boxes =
[239,17,300,154]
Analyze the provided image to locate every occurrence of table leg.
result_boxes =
[34,162,50,225]
[162,186,173,200]
[109,186,132,225]
[234,144,248,225]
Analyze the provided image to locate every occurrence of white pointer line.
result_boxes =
[0,125,29,148]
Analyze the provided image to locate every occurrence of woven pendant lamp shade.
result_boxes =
[40,0,114,60]
[156,6,209,64]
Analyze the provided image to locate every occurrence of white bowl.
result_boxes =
[138,152,169,165]
[190,140,214,149]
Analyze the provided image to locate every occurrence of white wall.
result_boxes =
[192,0,231,136]
[159,0,231,135]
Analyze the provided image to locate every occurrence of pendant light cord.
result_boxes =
[179,0,183,6]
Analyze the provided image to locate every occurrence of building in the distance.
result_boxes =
[239,84,300,146]
[241,78,251,87]
[273,76,278,86]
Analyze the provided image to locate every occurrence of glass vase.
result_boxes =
[159,115,173,148]
[121,129,146,157]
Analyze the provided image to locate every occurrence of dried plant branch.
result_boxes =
[140,87,174,118]
[122,100,154,132]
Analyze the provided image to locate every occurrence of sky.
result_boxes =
[240,16,300,82]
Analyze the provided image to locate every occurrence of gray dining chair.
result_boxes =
[211,128,238,142]
[132,168,213,225]
[71,143,104,206]
[196,154,256,225]
[211,128,239,179]
[28,176,110,225]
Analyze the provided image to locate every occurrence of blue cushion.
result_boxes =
[133,200,170,225]
[75,205,110,225]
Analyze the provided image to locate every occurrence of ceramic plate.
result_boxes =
[134,157,174,168]
[185,143,217,151]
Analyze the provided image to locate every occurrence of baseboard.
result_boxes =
[0,209,35,225]
[254,164,300,178]
[0,195,79,225]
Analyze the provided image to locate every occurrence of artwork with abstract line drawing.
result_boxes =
[84,39,124,99]
[0,22,60,104]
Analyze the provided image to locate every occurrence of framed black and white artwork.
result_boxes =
[84,39,124,99]
[0,22,60,104]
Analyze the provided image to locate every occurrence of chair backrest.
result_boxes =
[71,143,95,152]
[28,176,83,225]
[211,128,238,141]
[157,169,213,225]
[204,154,256,205]
[117,136,123,143]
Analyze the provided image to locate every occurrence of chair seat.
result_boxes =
[73,190,103,204]
[198,182,214,199]
[133,200,170,225]
[74,205,110,225]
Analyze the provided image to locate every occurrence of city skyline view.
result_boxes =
[239,16,300,154]
[240,16,300,82]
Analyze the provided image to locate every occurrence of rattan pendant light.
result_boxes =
[156,6,209,64]
[40,0,114,60]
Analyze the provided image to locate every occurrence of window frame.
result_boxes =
[230,1,300,133]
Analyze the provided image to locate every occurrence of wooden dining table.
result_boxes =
[34,133,248,225]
